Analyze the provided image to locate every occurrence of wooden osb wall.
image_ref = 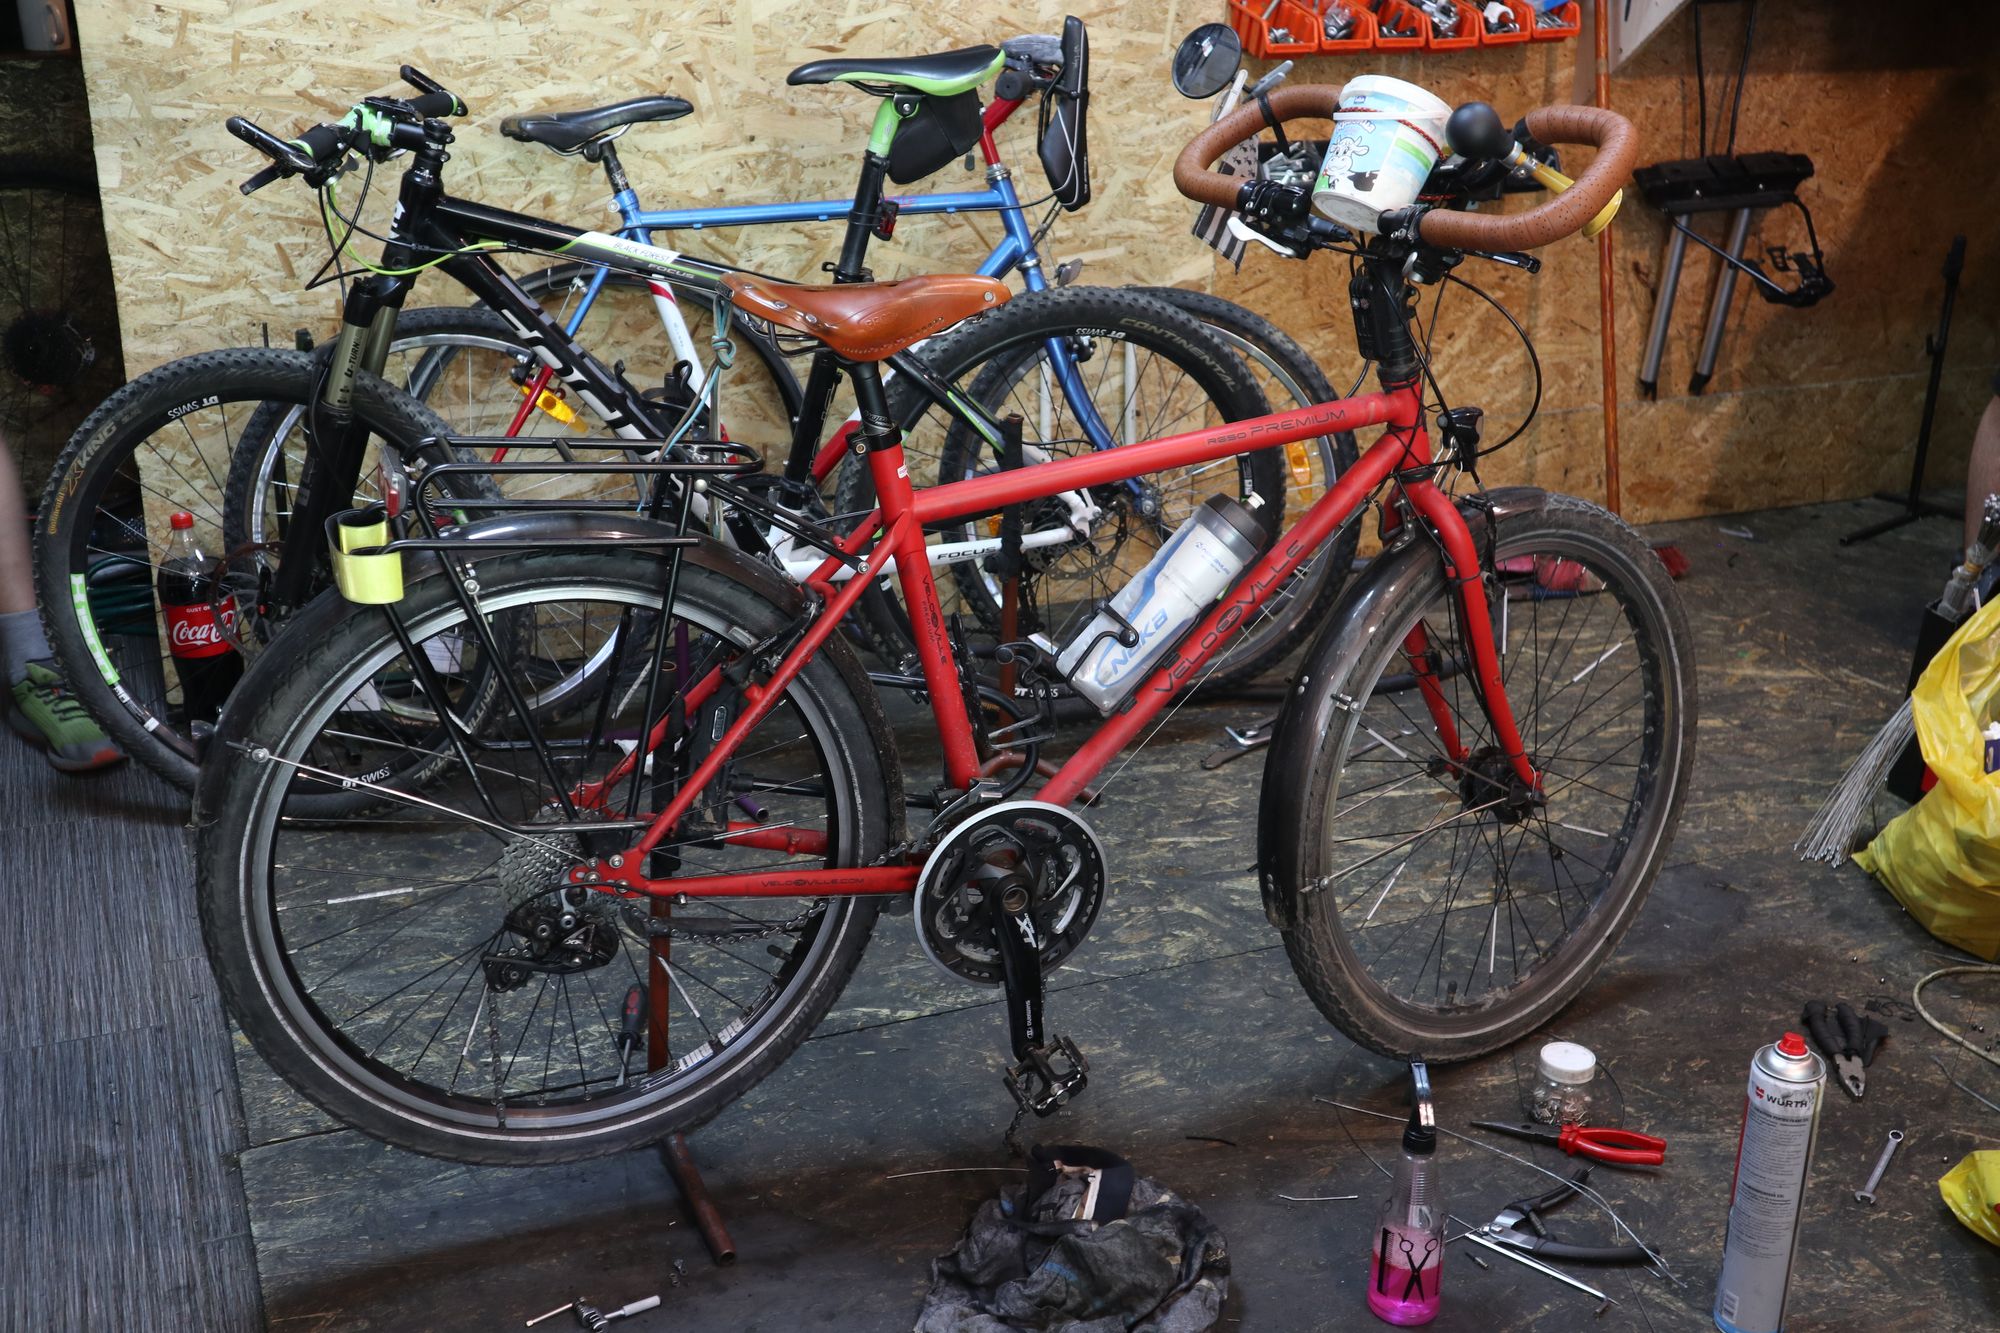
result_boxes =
[1230,4,2000,522]
[67,1,2000,524]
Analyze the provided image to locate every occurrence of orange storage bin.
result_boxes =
[1311,0,1376,53]
[1372,0,1428,49]
[1229,0,1322,58]
[1479,0,1534,44]
[1530,1,1581,40]
[1425,0,1482,50]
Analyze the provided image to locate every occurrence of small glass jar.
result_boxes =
[1528,1041,1596,1126]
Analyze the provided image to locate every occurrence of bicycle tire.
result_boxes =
[0,158,127,480]
[195,545,893,1164]
[1265,491,1695,1061]
[833,286,1276,669]
[34,347,493,790]
[1136,286,1362,691]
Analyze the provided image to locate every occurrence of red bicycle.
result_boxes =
[194,94,1694,1165]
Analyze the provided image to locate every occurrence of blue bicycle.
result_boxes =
[227,25,1356,667]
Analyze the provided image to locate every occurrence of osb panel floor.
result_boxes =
[183,499,1995,1331]
[12,499,1999,1330]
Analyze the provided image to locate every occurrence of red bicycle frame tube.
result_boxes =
[591,377,1540,899]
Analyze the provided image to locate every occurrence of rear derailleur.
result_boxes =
[482,887,621,992]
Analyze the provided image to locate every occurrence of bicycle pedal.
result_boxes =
[1005,1036,1089,1117]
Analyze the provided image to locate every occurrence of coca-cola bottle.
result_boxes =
[157,510,242,725]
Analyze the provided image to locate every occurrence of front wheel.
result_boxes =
[194,547,894,1163]
[1266,493,1695,1061]
[32,348,489,790]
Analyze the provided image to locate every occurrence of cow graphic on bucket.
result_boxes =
[1313,75,1451,235]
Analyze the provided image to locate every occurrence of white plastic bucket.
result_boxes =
[1312,75,1452,234]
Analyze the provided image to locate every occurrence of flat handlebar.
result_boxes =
[1172,84,1637,252]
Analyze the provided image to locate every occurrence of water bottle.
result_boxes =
[156,510,242,725]
[1367,1080,1444,1325]
[1055,493,1266,712]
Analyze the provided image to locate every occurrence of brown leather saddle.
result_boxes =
[717,273,1009,361]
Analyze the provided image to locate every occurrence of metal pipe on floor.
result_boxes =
[663,1133,739,1266]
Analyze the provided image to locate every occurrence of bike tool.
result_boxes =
[1468,1121,1667,1167]
[525,1292,660,1330]
[1800,1000,1888,1099]
[1460,1168,1653,1265]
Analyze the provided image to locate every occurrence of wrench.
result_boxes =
[1853,1129,1904,1205]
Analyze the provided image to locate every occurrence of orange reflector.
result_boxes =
[519,381,580,429]
[1285,440,1314,488]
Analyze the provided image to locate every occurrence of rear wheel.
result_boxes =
[1272,495,1695,1060]
[195,548,893,1163]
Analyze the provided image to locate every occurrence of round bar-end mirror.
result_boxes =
[1171,24,1243,100]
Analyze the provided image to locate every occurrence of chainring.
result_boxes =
[912,799,1107,985]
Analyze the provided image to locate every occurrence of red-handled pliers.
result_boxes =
[1470,1120,1667,1166]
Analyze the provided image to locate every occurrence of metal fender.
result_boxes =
[1254,487,1549,930]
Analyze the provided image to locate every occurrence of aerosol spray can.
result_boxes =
[1713,1031,1825,1333]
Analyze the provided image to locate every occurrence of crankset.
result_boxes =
[912,800,1106,984]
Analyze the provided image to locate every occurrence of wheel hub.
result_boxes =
[1459,745,1541,826]
[3,308,95,391]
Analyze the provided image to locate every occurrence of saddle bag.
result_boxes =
[888,90,986,185]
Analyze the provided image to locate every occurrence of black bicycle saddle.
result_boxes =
[501,96,694,153]
[786,46,1001,97]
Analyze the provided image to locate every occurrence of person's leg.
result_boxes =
[1,437,123,770]
[1965,387,2000,547]
[0,438,52,675]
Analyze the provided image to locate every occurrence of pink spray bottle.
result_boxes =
[1367,1061,1443,1325]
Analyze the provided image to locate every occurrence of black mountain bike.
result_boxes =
[35,63,1281,789]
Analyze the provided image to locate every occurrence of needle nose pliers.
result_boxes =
[1801,1000,1888,1099]
[1470,1120,1667,1166]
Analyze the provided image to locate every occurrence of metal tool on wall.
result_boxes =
[1840,236,1968,546]
[1634,0,1831,400]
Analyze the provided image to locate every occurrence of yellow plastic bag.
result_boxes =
[1940,1151,2000,1247]
[1854,595,2000,960]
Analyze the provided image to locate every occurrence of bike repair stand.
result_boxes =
[1841,236,1967,546]
[997,414,1025,702]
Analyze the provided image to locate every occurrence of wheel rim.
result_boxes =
[236,579,864,1135]
[1308,528,1674,1038]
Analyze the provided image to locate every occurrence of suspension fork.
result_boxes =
[270,274,412,608]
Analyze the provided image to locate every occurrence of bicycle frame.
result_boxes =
[552,374,1542,902]
[525,95,1124,488]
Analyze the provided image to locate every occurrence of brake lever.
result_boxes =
[1245,61,1293,99]
[239,163,285,197]
[1465,249,1541,273]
